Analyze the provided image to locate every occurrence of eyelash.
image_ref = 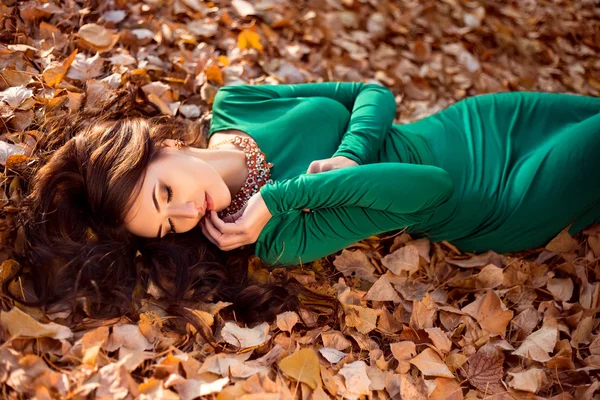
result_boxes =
[165,185,175,234]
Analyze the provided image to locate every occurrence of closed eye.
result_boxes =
[168,218,176,234]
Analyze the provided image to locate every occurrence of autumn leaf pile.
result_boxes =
[1,0,600,399]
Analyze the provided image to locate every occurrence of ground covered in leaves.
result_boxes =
[1,0,600,399]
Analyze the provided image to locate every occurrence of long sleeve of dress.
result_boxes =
[211,82,397,164]
[256,163,454,265]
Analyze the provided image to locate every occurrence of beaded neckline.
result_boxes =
[209,135,273,218]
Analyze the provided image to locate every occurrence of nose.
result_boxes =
[167,202,202,219]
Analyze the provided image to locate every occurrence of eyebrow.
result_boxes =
[152,182,162,238]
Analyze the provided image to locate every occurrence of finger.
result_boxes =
[210,210,242,234]
[200,221,221,248]
[204,218,244,248]
[307,162,319,174]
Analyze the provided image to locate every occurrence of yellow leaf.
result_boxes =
[217,55,230,66]
[344,304,380,334]
[278,348,321,389]
[205,64,223,85]
[237,29,263,52]
[43,49,78,87]
[6,154,29,169]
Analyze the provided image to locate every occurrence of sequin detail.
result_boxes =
[211,136,274,218]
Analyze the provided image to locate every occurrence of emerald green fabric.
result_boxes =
[209,83,600,266]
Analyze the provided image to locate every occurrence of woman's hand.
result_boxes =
[302,156,359,212]
[306,156,359,174]
[200,192,272,251]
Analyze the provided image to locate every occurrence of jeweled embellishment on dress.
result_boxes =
[211,136,273,218]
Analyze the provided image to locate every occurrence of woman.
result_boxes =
[7,82,599,328]
[126,82,600,266]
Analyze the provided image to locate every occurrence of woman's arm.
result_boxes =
[210,82,397,164]
[256,163,454,265]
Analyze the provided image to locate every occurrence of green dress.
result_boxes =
[209,83,600,266]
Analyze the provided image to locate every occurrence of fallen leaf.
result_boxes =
[318,347,347,364]
[77,23,119,51]
[0,306,72,340]
[338,361,371,399]
[237,29,263,52]
[512,317,558,362]
[466,343,505,394]
[221,322,271,349]
[547,278,574,302]
[381,244,420,275]
[545,224,579,253]
[507,368,545,393]
[476,264,504,288]
[278,348,321,389]
[429,377,464,400]
[425,327,452,354]
[333,249,376,282]
[276,311,299,333]
[344,304,380,334]
[462,290,513,337]
[0,86,34,108]
[410,292,437,329]
[365,274,401,302]
[410,348,454,378]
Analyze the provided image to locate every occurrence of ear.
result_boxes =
[161,139,178,148]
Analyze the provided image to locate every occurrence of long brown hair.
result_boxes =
[1,87,337,337]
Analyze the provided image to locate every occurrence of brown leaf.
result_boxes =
[507,368,546,393]
[410,292,437,329]
[425,327,452,354]
[547,339,575,369]
[344,304,380,334]
[365,274,401,302]
[462,290,513,337]
[0,306,72,340]
[512,317,558,362]
[476,264,504,288]
[547,277,574,302]
[429,377,464,400]
[276,311,299,333]
[410,348,454,378]
[545,224,579,253]
[381,244,420,275]
[466,343,505,394]
[333,249,376,282]
[77,24,120,52]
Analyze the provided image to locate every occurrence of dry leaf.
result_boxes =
[221,322,270,348]
[512,317,558,362]
[338,361,371,399]
[344,304,380,334]
[547,277,574,302]
[0,306,72,340]
[476,264,504,288]
[466,343,505,394]
[276,311,299,333]
[425,327,452,354]
[462,290,513,337]
[410,292,437,329]
[381,244,420,275]
[429,377,464,400]
[410,348,454,378]
[333,249,376,282]
[318,347,347,364]
[278,348,321,389]
[365,274,401,302]
[238,29,263,52]
[507,368,545,393]
[77,23,119,51]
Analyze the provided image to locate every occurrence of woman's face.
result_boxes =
[124,144,231,238]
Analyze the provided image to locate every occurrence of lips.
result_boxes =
[206,192,213,211]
